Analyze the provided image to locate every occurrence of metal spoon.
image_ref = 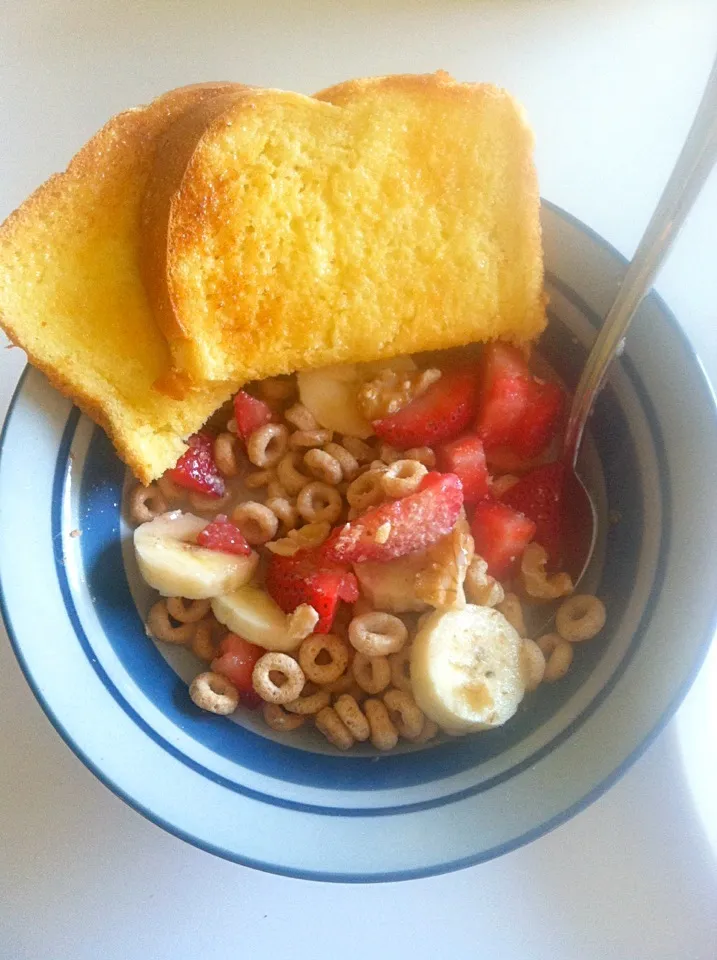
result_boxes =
[564,53,717,588]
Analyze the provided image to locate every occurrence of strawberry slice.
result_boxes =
[372,368,480,449]
[511,380,564,459]
[264,549,358,633]
[211,633,265,708]
[436,434,490,505]
[321,472,464,564]
[233,390,273,440]
[470,500,536,580]
[167,433,225,497]
[502,462,565,564]
[475,344,531,450]
[197,515,252,556]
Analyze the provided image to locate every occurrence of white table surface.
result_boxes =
[2,2,717,957]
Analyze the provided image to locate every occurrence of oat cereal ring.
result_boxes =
[303,448,343,485]
[189,671,239,715]
[389,647,412,694]
[191,620,223,662]
[536,633,574,683]
[262,703,306,733]
[490,474,520,498]
[497,592,527,637]
[247,423,289,468]
[556,595,607,642]
[188,489,233,513]
[129,483,168,525]
[363,698,399,751]
[284,402,318,431]
[380,459,428,498]
[284,687,332,715]
[341,436,376,464]
[290,429,333,450]
[353,652,391,695]
[252,652,305,704]
[346,470,385,511]
[214,432,243,477]
[323,443,360,481]
[277,452,312,495]
[333,694,370,741]
[403,446,436,468]
[464,556,505,608]
[267,479,289,501]
[520,543,574,601]
[244,468,276,489]
[379,443,401,464]
[266,520,330,556]
[383,688,424,740]
[165,597,211,624]
[412,717,439,744]
[231,501,279,545]
[324,666,357,696]
[297,481,343,523]
[286,604,320,643]
[147,600,196,645]
[258,377,296,402]
[315,706,355,750]
[521,638,546,691]
[156,475,184,503]
[349,611,408,657]
[299,633,350,685]
[265,497,299,533]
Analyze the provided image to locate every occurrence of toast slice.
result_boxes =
[0,83,242,484]
[142,71,545,387]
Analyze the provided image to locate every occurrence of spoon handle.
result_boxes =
[564,54,717,466]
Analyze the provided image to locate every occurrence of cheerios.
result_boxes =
[497,593,527,637]
[363,698,399,751]
[299,634,350,685]
[379,443,401,464]
[267,479,289,500]
[315,706,355,750]
[166,597,211,624]
[214,432,243,477]
[284,686,332,715]
[383,688,424,740]
[346,470,385,512]
[188,489,232,513]
[231,501,279,545]
[353,652,391,694]
[265,497,299,532]
[244,469,276,489]
[129,483,167,524]
[380,459,428,498]
[388,647,412,694]
[156,475,183,503]
[464,557,505,607]
[277,452,311,495]
[520,543,573,601]
[191,620,223,662]
[284,402,318,431]
[147,600,195,645]
[340,436,376,464]
[290,429,333,450]
[252,652,305,704]
[334,694,370,741]
[412,717,439,744]
[536,633,574,682]
[349,611,408,657]
[521,638,546,691]
[303,448,343,485]
[247,423,289,468]
[262,703,306,732]
[189,672,239,715]
[297,481,343,523]
[556,595,606,642]
[323,443,360,481]
[290,521,331,548]
[403,447,436,468]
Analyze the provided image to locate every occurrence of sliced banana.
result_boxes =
[410,605,525,734]
[211,585,301,653]
[134,511,258,600]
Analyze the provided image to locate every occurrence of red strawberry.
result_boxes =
[502,462,565,564]
[372,368,480,449]
[321,472,464,564]
[211,633,265,703]
[475,344,531,450]
[265,549,358,633]
[511,380,564,459]
[233,390,273,440]
[197,515,252,556]
[470,500,536,579]
[167,433,225,497]
[436,434,490,505]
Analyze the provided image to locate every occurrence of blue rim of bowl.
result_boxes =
[1,199,716,881]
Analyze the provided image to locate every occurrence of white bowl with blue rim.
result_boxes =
[1,202,716,882]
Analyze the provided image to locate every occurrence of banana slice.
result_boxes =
[211,586,301,653]
[134,511,258,600]
[297,356,416,438]
[410,605,525,734]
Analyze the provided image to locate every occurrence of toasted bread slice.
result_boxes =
[143,71,545,386]
[0,83,242,484]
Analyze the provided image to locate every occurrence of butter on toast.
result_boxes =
[143,72,545,386]
[0,83,242,484]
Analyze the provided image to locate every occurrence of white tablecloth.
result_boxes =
[1,2,717,957]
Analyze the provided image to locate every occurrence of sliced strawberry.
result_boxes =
[475,374,532,450]
[321,472,464,564]
[372,368,480,449]
[470,500,536,580]
[511,380,564,459]
[167,433,225,497]
[502,462,565,564]
[436,434,490,505]
[233,390,273,440]
[196,515,252,556]
[264,549,357,633]
[211,633,265,700]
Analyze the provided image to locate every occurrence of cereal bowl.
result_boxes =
[2,201,716,881]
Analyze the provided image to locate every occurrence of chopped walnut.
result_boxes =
[357,368,442,421]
